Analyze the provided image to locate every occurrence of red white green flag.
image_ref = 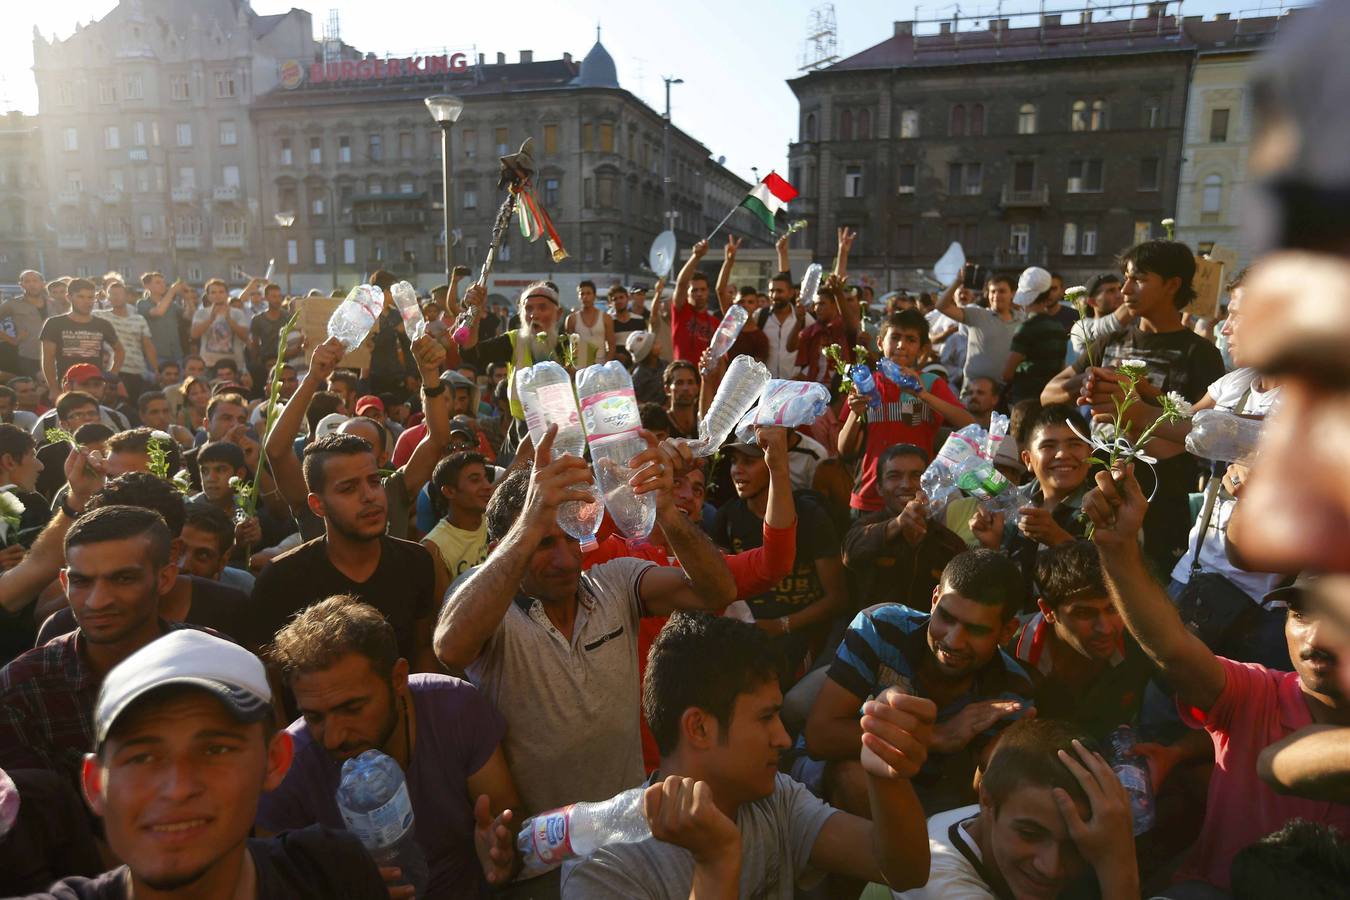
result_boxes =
[740,172,798,231]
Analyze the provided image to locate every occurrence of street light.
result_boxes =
[425,94,465,289]
[274,211,295,295]
[662,76,683,239]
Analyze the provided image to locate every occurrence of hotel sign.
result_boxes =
[281,54,469,89]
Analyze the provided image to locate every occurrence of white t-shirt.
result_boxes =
[94,308,152,374]
[192,306,250,367]
[896,804,996,899]
[1171,368,1283,604]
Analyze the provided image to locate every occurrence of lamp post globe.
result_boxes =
[274,212,296,295]
[425,95,465,287]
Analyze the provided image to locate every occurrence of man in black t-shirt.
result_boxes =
[20,630,385,899]
[38,279,123,397]
[1043,240,1225,575]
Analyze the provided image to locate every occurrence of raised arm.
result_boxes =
[433,428,596,669]
[456,283,487,351]
[933,277,968,325]
[397,336,451,499]
[715,236,741,304]
[833,227,856,281]
[775,232,790,278]
[265,337,345,512]
[672,241,708,312]
[1083,465,1227,712]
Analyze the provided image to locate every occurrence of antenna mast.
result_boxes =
[800,4,840,72]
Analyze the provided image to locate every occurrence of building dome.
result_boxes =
[573,29,619,88]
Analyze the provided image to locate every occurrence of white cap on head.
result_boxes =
[1013,266,1054,307]
[314,412,349,439]
[625,331,655,363]
[94,630,271,747]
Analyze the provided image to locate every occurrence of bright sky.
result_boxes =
[4,0,1272,182]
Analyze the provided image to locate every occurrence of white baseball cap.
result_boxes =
[314,412,349,439]
[625,331,655,363]
[94,630,271,747]
[1013,266,1054,307]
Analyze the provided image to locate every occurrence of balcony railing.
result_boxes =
[56,190,81,207]
[993,246,1049,267]
[106,234,129,249]
[999,184,1051,208]
[174,234,202,249]
[213,233,245,249]
[213,185,240,202]
[101,189,124,204]
[354,208,427,230]
[171,186,196,203]
[57,234,87,249]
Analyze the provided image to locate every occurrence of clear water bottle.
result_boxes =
[687,355,770,457]
[1108,725,1155,835]
[984,412,1010,459]
[575,361,656,541]
[516,787,648,879]
[1185,408,1263,463]
[328,284,382,352]
[850,363,883,410]
[391,281,426,341]
[732,379,831,443]
[335,750,429,896]
[701,305,748,374]
[800,263,823,309]
[516,361,605,548]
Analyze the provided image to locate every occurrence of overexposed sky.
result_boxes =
[4,0,1272,182]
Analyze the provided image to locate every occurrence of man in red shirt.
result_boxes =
[789,282,858,384]
[1084,467,1350,893]
[670,240,719,362]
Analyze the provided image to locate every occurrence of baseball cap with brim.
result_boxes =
[354,395,384,415]
[1263,572,1321,608]
[315,412,349,439]
[94,630,271,748]
[1013,266,1054,307]
[625,331,655,363]
[724,441,764,459]
[63,363,104,385]
[449,415,476,439]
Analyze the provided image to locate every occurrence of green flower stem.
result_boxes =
[245,309,302,519]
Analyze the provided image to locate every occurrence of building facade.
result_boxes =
[250,37,751,300]
[31,0,315,282]
[0,112,46,284]
[786,5,1196,290]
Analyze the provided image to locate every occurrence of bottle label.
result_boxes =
[530,806,574,866]
[757,382,818,425]
[580,389,641,442]
[936,431,982,470]
[525,381,580,439]
[339,781,415,849]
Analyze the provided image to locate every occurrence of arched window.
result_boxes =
[970,103,985,136]
[804,113,817,142]
[840,109,852,141]
[1071,100,1088,132]
[1202,174,1223,213]
[858,108,871,140]
[1091,99,1107,131]
[1017,103,1037,135]
[949,104,966,136]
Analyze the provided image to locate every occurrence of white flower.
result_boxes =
[1119,358,1148,370]
[0,489,26,520]
[228,476,242,488]
[1066,417,1158,466]
[1161,217,1175,228]
[1164,391,1195,419]
[1064,286,1087,302]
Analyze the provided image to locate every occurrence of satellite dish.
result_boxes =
[649,230,677,278]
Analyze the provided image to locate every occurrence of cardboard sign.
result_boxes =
[1186,256,1224,321]
[298,296,372,370]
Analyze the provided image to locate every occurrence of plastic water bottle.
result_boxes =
[335,750,429,896]
[850,363,883,409]
[985,412,1010,459]
[328,284,382,352]
[876,358,923,393]
[575,362,656,540]
[391,281,426,342]
[701,305,748,374]
[516,788,648,879]
[686,355,770,457]
[1108,726,1155,835]
[800,263,823,309]
[1185,408,1263,463]
[732,379,831,443]
[516,361,605,548]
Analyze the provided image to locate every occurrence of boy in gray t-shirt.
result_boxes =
[557,614,936,899]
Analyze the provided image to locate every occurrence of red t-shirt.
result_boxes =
[1176,656,1350,890]
[671,302,718,362]
[794,319,855,383]
[850,371,959,511]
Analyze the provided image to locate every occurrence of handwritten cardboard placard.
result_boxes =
[298,296,372,370]
[1186,256,1224,321]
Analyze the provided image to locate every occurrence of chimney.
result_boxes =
[563,51,572,64]
[894,21,913,37]
[1042,13,1061,27]
[520,50,533,63]
[1215,12,1231,21]
[940,21,952,35]
[1147,2,1168,17]
[1083,10,1093,24]
[495,51,505,64]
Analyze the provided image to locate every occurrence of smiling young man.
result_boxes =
[20,628,387,899]
[936,273,1023,387]
[423,451,494,602]
[560,613,934,899]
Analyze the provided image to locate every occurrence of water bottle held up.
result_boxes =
[701,305,748,374]
[876,358,923,393]
[391,281,427,341]
[575,361,656,541]
[800,263,823,310]
[1185,408,1263,463]
[850,363,883,409]
[733,379,830,443]
[686,355,770,458]
[335,750,429,896]
[328,284,382,353]
[516,788,648,879]
[1107,725,1155,835]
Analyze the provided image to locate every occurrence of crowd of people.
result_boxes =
[3,7,1350,899]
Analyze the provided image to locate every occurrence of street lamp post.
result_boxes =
[424,95,465,290]
[662,76,683,239]
[274,212,295,295]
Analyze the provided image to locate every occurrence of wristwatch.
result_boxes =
[422,382,446,398]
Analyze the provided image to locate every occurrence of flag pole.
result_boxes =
[704,205,740,244]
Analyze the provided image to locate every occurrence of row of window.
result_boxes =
[837,157,1162,198]
[54,71,238,106]
[61,162,242,196]
[887,221,1160,258]
[805,96,1166,141]
[61,120,241,152]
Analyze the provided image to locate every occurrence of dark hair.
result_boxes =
[182,502,235,556]
[140,271,163,286]
[0,385,14,405]
[345,415,387,456]
[198,440,247,472]
[107,427,156,456]
[578,279,596,292]
[269,595,400,685]
[74,423,114,445]
[211,359,238,376]
[0,423,34,466]
[136,390,167,413]
[328,371,358,392]
[989,274,1016,292]
[302,433,374,494]
[368,269,397,291]
[982,718,1093,813]
[1085,273,1121,298]
[56,390,99,422]
[941,549,1024,620]
[85,472,188,537]
[876,443,928,474]
[737,285,757,299]
[306,390,343,437]
[67,277,96,295]
[881,309,931,346]
[1024,403,1084,447]
[639,403,674,435]
[771,270,794,288]
[663,360,698,388]
[205,392,246,422]
[485,466,531,542]
[65,504,172,568]
[1009,399,1043,450]
[430,451,489,519]
[1230,820,1350,900]
[157,359,179,375]
[644,613,782,757]
[689,271,710,286]
[609,281,626,294]
[1035,540,1107,610]
[1119,240,1196,309]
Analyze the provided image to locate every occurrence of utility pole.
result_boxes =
[662,76,683,239]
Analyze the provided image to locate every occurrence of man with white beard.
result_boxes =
[458,281,569,459]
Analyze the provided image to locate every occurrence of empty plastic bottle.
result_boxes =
[335,750,429,896]
[1185,408,1263,463]
[701,304,748,374]
[850,363,883,410]
[876,358,924,393]
[984,412,1010,459]
[575,361,656,540]
[517,788,647,879]
[391,281,427,341]
[516,361,605,548]
[687,355,771,457]
[327,284,383,352]
[1108,725,1156,835]
[800,263,823,308]
[733,379,831,444]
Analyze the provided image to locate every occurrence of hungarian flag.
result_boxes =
[740,172,798,231]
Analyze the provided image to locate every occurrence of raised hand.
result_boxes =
[306,336,346,384]
[463,283,487,311]
[65,447,107,511]
[643,776,740,864]
[968,507,1005,550]
[472,795,517,887]
[629,429,676,511]
[1052,740,1138,879]
[898,495,929,545]
[755,425,790,470]
[410,334,447,377]
[1081,464,1148,549]
[691,240,709,259]
[523,425,596,521]
[931,698,1029,754]
[225,424,262,472]
[859,688,936,780]
[1016,505,1073,546]
[724,235,742,258]
[837,226,857,253]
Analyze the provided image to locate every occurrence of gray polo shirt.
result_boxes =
[466,556,654,814]
[960,305,1024,383]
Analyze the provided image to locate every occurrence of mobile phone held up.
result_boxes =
[961,263,989,292]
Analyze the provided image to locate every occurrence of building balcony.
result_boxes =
[354,208,427,231]
[57,234,87,249]
[171,186,196,203]
[993,246,1049,268]
[213,233,245,249]
[175,234,202,249]
[106,234,130,250]
[56,190,81,207]
[213,185,240,202]
[101,189,124,204]
[999,184,1051,208]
